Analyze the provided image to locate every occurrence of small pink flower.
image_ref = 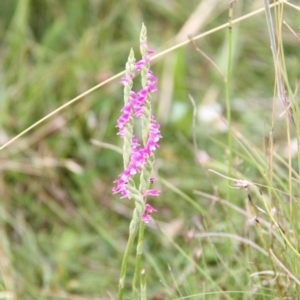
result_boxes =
[144,189,160,197]
[150,177,156,183]
[120,77,129,85]
[142,204,157,223]
[112,183,131,199]
[147,81,157,92]
[135,57,150,71]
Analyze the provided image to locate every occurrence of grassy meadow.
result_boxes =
[0,0,300,299]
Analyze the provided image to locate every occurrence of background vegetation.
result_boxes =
[0,0,299,299]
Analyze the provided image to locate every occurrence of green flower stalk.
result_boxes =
[113,23,161,300]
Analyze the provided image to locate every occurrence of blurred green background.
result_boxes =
[0,0,299,299]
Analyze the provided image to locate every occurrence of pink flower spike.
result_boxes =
[112,30,162,204]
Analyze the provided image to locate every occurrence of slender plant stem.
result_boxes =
[277,5,293,219]
[131,24,154,298]
[276,4,293,220]
[258,188,300,259]
[262,0,295,219]
[263,0,276,211]
[132,221,145,299]
[225,1,234,199]
[117,222,139,300]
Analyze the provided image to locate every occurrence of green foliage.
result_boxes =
[0,0,300,299]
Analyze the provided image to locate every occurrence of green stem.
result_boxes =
[117,219,139,300]
[131,23,153,298]
[132,221,145,299]
[226,2,234,199]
